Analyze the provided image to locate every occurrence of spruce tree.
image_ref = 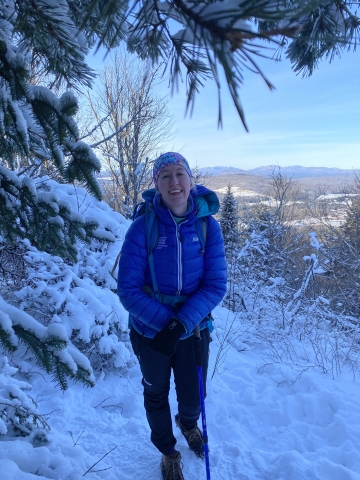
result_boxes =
[220,184,239,253]
[0,0,120,260]
[219,184,239,311]
[0,0,124,388]
[0,298,95,391]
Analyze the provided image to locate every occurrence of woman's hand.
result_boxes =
[149,318,186,357]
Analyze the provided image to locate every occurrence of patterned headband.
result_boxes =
[153,152,192,185]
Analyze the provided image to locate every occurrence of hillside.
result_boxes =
[199,165,360,180]
[201,173,357,200]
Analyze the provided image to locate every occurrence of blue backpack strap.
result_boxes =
[195,217,207,255]
[132,202,145,221]
[144,203,160,299]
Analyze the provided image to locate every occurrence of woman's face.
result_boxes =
[156,164,192,216]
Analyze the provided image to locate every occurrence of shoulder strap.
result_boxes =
[144,203,160,296]
[132,202,145,221]
[195,217,207,255]
[145,203,158,252]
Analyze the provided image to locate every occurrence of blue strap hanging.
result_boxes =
[145,204,160,300]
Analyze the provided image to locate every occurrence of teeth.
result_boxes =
[169,190,181,193]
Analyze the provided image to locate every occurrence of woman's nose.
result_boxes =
[169,175,179,185]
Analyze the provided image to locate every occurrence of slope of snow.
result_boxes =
[1,306,359,479]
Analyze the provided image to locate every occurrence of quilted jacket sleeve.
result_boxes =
[117,217,175,333]
[176,216,227,333]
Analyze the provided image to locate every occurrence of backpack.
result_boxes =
[132,200,207,301]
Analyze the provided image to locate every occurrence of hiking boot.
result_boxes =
[160,450,184,480]
[175,414,204,458]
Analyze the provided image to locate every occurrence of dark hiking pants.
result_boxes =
[130,326,211,455]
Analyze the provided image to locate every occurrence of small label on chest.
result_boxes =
[157,236,168,249]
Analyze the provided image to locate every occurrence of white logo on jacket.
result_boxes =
[156,236,167,249]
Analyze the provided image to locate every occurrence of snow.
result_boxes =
[215,186,265,197]
[36,192,60,213]
[309,232,323,250]
[0,294,47,339]
[12,101,30,146]
[317,193,357,201]
[0,165,22,188]
[22,176,37,196]
[67,141,101,171]
[1,305,359,479]
[135,162,145,175]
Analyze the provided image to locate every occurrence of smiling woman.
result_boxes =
[117,151,227,479]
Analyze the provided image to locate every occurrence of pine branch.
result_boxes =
[10,324,94,391]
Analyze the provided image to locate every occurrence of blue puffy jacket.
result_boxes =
[117,185,227,338]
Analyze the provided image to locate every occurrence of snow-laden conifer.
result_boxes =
[219,184,240,311]
[1,178,131,391]
[0,356,50,437]
[0,0,123,260]
[220,184,239,252]
[0,295,95,390]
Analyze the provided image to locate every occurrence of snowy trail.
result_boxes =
[2,306,360,479]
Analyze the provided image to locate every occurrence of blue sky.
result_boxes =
[88,47,359,171]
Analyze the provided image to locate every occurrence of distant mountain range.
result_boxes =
[199,165,359,179]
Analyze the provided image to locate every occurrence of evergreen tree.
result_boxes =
[0,296,95,391]
[305,174,360,319]
[226,171,310,314]
[0,0,124,388]
[219,184,240,311]
[0,356,50,438]
[220,184,239,253]
[318,176,360,319]
[0,0,125,260]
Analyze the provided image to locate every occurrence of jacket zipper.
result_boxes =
[177,224,182,295]
[171,216,187,295]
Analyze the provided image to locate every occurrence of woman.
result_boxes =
[118,152,226,480]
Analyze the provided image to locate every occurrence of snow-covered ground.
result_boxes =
[214,186,265,197]
[1,305,360,480]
